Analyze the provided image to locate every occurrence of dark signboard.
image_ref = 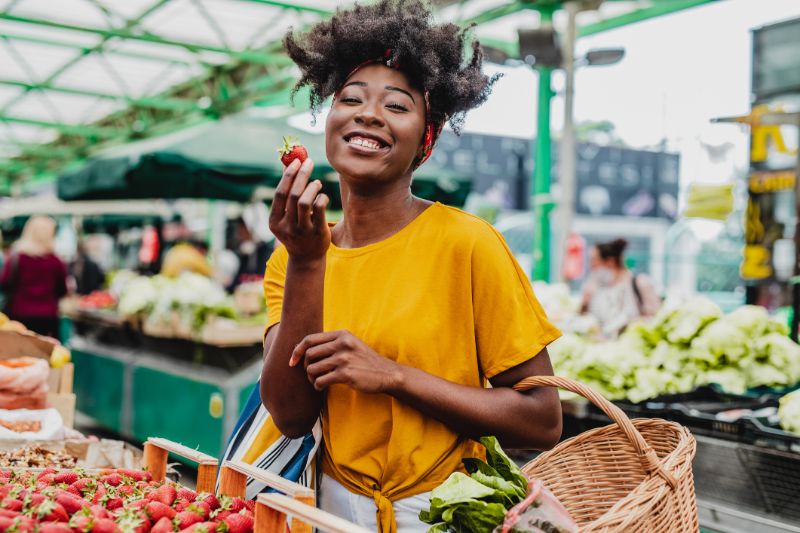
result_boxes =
[428,131,680,219]
[753,17,800,101]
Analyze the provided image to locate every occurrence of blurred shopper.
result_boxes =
[70,240,105,295]
[231,217,273,290]
[0,216,67,337]
[160,241,212,278]
[580,238,660,336]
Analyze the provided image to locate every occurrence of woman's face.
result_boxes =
[325,63,426,184]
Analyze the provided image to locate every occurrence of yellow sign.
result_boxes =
[741,244,772,280]
[725,105,799,162]
[749,170,797,193]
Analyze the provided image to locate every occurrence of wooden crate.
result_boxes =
[144,438,370,533]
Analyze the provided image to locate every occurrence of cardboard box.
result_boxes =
[0,330,75,427]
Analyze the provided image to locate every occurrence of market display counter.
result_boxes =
[68,334,260,458]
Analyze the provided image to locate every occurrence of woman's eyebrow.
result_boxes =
[342,80,415,103]
[385,85,415,102]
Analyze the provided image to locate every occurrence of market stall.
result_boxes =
[548,297,800,533]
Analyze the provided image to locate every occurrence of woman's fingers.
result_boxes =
[305,352,340,381]
[290,330,341,367]
[270,159,302,225]
[297,180,323,230]
[284,159,314,226]
[311,193,329,233]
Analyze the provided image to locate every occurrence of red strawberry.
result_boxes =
[242,501,254,513]
[71,478,97,497]
[195,494,219,510]
[174,511,203,530]
[149,486,177,507]
[188,502,210,520]
[115,511,150,533]
[36,501,70,522]
[146,502,176,522]
[0,516,12,530]
[0,508,20,519]
[221,513,253,533]
[56,492,89,515]
[100,474,122,487]
[179,522,217,533]
[39,523,74,533]
[117,469,146,482]
[127,499,149,511]
[176,489,196,503]
[106,497,124,511]
[70,514,94,533]
[38,474,57,487]
[91,486,107,505]
[212,511,231,522]
[90,518,116,533]
[89,505,110,520]
[227,499,245,513]
[173,500,191,513]
[55,472,80,485]
[12,516,36,532]
[29,493,47,507]
[1,497,23,511]
[277,136,308,167]
[150,517,175,533]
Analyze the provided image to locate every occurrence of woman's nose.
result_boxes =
[355,105,384,127]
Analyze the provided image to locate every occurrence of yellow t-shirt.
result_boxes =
[263,202,560,532]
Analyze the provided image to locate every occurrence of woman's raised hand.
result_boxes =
[269,158,331,265]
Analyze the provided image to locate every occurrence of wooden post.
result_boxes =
[256,494,373,533]
[218,465,247,498]
[254,498,286,533]
[143,438,219,487]
[143,442,168,482]
[196,462,219,494]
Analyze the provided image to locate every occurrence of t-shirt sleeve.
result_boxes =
[263,245,288,333]
[471,227,561,379]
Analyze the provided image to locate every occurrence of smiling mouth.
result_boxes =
[343,133,390,152]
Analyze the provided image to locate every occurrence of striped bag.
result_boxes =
[219,382,321,499]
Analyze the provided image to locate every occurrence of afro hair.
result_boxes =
[283,0,499,133]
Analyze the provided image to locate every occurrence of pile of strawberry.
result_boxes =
[0,468,255,533]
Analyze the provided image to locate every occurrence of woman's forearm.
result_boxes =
[387,363,562,450]
[261,258,326,438]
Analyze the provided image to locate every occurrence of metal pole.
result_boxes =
[555,1,579,283]
[532,6,556,282]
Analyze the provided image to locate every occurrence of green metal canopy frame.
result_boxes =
[0,0,716,195]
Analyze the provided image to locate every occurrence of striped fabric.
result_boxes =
[219,383,321,499]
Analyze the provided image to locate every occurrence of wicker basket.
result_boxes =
[515,376,698,532]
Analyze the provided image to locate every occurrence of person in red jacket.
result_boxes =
[0,216,67,338]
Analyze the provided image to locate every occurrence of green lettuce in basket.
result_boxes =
[419,436,528,533]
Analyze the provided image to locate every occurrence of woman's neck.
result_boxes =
[333,176,431,248]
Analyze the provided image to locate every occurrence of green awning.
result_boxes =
[57,114,471,208]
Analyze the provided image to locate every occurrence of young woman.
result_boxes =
[0,216,67,338]
[260,2,562,531]
[581,238,661,337]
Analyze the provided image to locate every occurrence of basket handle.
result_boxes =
[513,375,678,489]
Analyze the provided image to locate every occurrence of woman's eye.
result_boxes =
[340,97,360,104]
[387,103,409,112]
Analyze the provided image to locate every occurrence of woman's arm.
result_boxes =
[260,158,331,438]
[635,274,661,317]
[294,330,562,449]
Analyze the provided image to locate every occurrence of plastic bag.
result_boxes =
[0,408,64,441]
[494,479,578,533]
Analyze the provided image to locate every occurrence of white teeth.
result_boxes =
[349,137,381,150]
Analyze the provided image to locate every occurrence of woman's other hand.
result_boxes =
[291,330,402,394]
[269,158,331,265]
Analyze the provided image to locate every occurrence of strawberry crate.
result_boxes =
[145,438,372,533]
